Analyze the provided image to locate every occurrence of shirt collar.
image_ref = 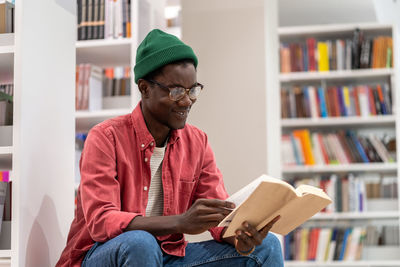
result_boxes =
[130,102,181,150]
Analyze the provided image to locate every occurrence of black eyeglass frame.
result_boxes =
[147,79,204,101]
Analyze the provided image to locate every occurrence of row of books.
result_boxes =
[0,84,13,126]
[75,64,131,111]
[293,174,397,213]
[0,1,14,34]
[280,32,393,73]
[77,0,131,40]
[284,225,399,261]
[281,83,392,119]
[281,130,395,166]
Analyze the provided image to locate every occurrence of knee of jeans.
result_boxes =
[260,233,282,257]
[119,230,162,257]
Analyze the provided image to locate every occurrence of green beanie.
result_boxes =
[134,29,198,83]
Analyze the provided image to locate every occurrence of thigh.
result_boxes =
[163,240,254,267]
[163,234,283,267]
[82,230,163,267]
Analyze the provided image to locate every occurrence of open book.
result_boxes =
[219,174,332,238]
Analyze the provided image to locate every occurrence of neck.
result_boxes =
[141,105,170,147]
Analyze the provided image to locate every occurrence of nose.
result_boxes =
[177,92,194,107]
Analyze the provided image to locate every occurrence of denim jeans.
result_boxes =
[82,230,283,267]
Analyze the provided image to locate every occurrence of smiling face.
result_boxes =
[138,61,197,139]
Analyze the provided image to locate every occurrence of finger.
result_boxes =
[197,206,233,216]
[242,221,263,245]
[260,215,281,235]
[235,230,254,248]
[195,213,228,223]
[196,199,236,209]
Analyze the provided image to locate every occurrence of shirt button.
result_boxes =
[150,142,154,146]
[144,157,148,162]
[144,186,148,191]
[141,144,145,148]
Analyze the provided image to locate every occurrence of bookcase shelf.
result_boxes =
[273,22,400,265]
[285,260,400,267]
[282,163,397,174]
[0,250,11,259]
[75,108,132,132]
[278,23,392,38]
[281,115,396,128]
[76,38,132,67]
[279,68,393,83]
[311,211,399,220]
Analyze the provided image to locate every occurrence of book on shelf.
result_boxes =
[289,174,398,213]
[0,0,14,34]
[77,0,131,41]
[76,65,131,111]
[0,171,11,223]
[218,175,332,237]
[282,130,395,166]
[280,29,393,73]
[281,83,392,119]
[284,225,399,261]
[0,84,13,126]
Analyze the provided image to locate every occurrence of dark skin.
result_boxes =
[125,62,280,253]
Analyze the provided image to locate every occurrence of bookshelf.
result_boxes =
[276,23,400,266]
[0,23,14,267]
[5,0,76,266]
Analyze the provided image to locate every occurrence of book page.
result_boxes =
[295,184,331,200]
[219,175,297,228]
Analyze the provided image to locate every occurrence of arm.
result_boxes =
[124,199,235,236]
[80,127,140,242]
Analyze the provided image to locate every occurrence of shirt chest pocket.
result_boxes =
[177,177,198,211]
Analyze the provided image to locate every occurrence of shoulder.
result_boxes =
[89,113,132,139]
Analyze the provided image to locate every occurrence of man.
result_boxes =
[56,29,283,267]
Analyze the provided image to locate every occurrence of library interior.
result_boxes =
[1,0,400,266]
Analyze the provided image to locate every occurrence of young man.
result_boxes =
[56,29,283,267]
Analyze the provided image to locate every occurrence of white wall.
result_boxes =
[13,0,75,266]
[182,0,270,195]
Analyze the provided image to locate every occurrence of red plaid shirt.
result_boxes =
[56,103,229,267]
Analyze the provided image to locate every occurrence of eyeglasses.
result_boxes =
[147,79,204,102]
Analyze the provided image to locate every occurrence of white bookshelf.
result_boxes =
[8,0,76,266]
[76,38,133,66]
[285,261,400,267]
[283,163,398,174]
[75,108,132,132]
[0,32,13,266]
[275,23,400,265]
[279,68,393,82]
[310,211,399,220]
[282,115,396,128]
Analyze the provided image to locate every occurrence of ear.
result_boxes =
[137,79,150,99]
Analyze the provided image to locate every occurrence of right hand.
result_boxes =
[177,199,235,235]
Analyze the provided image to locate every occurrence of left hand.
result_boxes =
[235,215,280,254]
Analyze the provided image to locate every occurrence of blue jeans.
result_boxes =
[81,230,283,267]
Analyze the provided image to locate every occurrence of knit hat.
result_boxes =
[134,29,198,83]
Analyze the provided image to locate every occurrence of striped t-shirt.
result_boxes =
[145,145,165,217]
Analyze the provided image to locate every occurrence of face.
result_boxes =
[140,63,197,131]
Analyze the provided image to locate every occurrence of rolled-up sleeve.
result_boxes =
[80,126,142,242]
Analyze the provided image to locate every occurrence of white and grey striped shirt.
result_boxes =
[145,145,165,217]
